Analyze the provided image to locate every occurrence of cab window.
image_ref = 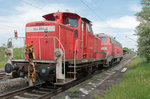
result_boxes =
[82,21,84,32]
[65,18,78,27]
[100,37,107,43]
[49,18,55,21]
[86,23,93,34]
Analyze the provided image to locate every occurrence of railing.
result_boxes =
[74,39,83,79]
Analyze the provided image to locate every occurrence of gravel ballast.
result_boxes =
[0,78,27,94]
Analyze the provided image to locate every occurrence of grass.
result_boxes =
[0,47,6,68]
[94,57,150,99]
[93,93,101,99]
[61,96,66,99]
[0,47,24,68]
[13,48,25,59]
[92,73,103,81]
[87,72,105,83]
[0,62,6,68]
[67,87,80,95]
[61,88,80,99]
[128,56,143,68]
[0,47,6,61]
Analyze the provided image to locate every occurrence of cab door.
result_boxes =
[82,21,88,58]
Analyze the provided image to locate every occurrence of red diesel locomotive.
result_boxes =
[5,12,123,85]
[97,33,123,66]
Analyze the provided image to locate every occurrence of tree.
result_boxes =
[2,43,6,47]
[123,47,136,54]
[136,0,150,61]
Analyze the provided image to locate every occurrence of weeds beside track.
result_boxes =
[98,57,150,99]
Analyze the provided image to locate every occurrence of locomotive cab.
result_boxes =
[43,12,80,28]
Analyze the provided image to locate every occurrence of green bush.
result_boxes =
[136,0,150,61]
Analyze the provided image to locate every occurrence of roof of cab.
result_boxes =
[43,12,80,20]
[82,17,91,23]
[42,12,91,23]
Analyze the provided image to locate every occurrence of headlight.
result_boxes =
[39,66,55,77]
[101,47,107,50]
[39,66,49,77]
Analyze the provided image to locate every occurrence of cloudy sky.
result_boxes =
[0,0,141,50]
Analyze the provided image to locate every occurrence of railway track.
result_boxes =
[0,72,6,80]
[0,55,136,99]
[0,69,106,99]
[0,70,105,99]
[0,82,61,99]
[0,71,11,80]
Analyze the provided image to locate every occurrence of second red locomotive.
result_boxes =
[5,12,123,85]
[97,33,123,66]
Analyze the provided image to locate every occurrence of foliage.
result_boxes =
[98,57,150,99]
[136,0,150,61]
[123,47,136,54]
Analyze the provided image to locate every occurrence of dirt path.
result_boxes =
[51,55,136,99]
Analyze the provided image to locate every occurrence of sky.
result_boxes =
[0,0,141,50]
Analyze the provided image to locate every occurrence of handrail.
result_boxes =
[74,39,83,79]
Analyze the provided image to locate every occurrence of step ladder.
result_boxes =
[67,65,77,79]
